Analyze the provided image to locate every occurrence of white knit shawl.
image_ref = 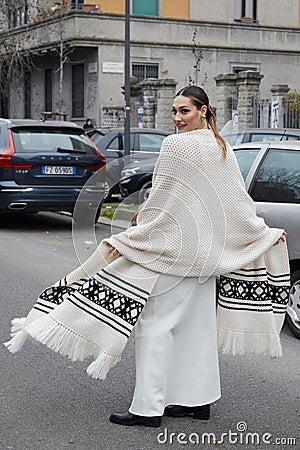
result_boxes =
[106,130,284,278]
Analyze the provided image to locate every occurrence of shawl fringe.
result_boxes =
[3,318,28,353]
[87,353,121,379]
[25,315,96,361]
[24,315,120,379]
[217,327,282,358]
[10,317,26,336]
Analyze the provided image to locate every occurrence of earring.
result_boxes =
[201,114,206,119]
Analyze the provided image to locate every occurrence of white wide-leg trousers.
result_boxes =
[129,274,221,417]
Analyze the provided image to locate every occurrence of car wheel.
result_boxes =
[286,269,300,339]
[139,181,152,203]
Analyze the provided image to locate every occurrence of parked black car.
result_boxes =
[221,127,300,146]
[119,157,156,202]
[86,127,169,200]
[0,119,106,221]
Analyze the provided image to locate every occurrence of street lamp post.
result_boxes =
[124,0,131,156]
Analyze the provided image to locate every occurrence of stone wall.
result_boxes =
[140,78,177,133]
[215,71,264,130]
[215,73,237,130]
[236,71,264,130]
[215,72,292,130]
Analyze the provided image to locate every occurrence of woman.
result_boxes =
[4,86,288,429]
[83,118,94,131]
[109,86,228,426]
[107,86,288,427]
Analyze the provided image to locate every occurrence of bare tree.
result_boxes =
[0,1,35,95]
[0,0,73,116]
[40,2,74,113]
[188,30,203,86]
[52,4,73,112]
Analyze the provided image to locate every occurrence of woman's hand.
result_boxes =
[274,231,287,246]
[103,242,122,258]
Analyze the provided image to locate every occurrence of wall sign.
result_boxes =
[102,62,124,73]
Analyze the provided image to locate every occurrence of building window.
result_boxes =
[44,69,52,112]
[72,64,84,118]
[232,65,258,74]
[24,71,31,119]
[70,0,84,9]
[9,0,28,28]
[132,64,159,82]
[133,0,158,16]
[234,0,257,22]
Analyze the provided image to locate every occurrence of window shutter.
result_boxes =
[133,0,158,16]
[234,0,242,20]
[245,0,253,18]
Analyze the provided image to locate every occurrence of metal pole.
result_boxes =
[124,0,131,156]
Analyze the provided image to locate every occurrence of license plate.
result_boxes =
[42,166,76,175]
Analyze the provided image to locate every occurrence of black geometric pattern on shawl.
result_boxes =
[219,272,289,313]
[77,277,143,326]
[219,276,269,301]
[38,278,87,306]
[267,284,289,306]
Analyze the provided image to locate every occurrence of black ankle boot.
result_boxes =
[109,410,161,427]
[164,404,210,420]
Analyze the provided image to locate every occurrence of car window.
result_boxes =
[250,149,300,203]
[0,124,8,151]
[12,128,97,155]
[107,135,124,151]
[285,134,300,140]
[137,133,166,152]
[106,134,135,151]
[223,133,245,146]
[234,148,260,180]
[250,132,300,142]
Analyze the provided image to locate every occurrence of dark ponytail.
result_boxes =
[176,86,227,159]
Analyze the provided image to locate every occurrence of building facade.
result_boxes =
[1,0,300,130]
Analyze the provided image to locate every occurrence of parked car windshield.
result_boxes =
[225,133,245,146]
[250,133,296,142]
[11,128,96,154]
[138,133,166,152]
[223,129,300,146]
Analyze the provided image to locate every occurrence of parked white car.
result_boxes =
[126,140,300,339]
[221,126,300,146]
[128,139,300,339]
[233,140,300,338]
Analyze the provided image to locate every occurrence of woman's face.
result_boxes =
[172,95,207,133]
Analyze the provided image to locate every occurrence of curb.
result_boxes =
[99,204,138,229]
[58,206,135,229]
[98,216,129,229]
